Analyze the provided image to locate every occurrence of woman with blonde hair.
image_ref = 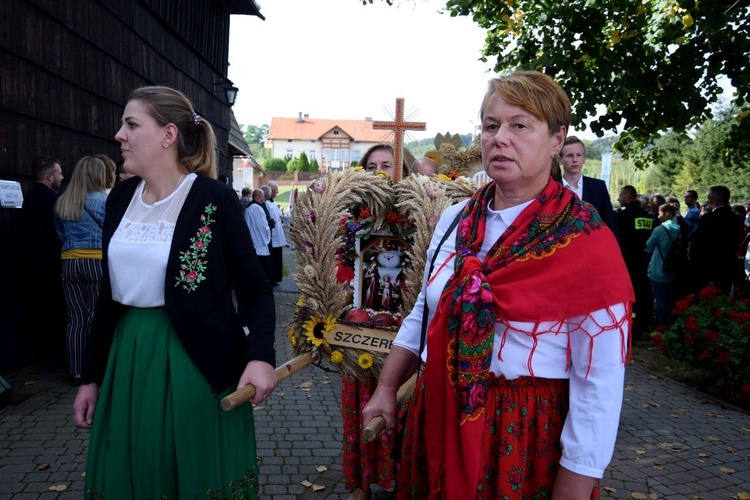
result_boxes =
[73,86,277,498]
[364,71,633,498]
[54,154,114,386]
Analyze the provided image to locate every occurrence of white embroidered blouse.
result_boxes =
[108,174,196,307]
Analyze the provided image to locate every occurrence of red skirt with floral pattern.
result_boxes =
[397,374,600,499]
[342,375,397,493]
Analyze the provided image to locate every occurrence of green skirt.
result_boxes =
[85,307,259,499]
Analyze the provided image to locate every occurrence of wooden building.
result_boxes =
[0,0,262,370]
[0,0,261,185]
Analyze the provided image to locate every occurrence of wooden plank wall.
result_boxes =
[0,0,236,186]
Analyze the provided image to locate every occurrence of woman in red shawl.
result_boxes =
[363,71,633,499]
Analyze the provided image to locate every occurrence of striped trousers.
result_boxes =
[61,258,103,375]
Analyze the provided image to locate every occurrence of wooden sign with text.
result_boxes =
[325,324,396,354]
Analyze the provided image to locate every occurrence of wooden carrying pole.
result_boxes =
[362,370,418,443]
[221,352,315,412]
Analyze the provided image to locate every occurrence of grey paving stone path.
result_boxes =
[1,246,749,499]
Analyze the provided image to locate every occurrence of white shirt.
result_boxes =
[108,174,196,307]
[562,175,583,199]
[244,203,270,256]
[393,199,628,478]
[266,200,287,247]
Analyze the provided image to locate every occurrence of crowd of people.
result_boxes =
[12,71,750,499]
[615,185,748,335]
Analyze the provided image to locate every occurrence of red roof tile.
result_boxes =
[268,117,394,143]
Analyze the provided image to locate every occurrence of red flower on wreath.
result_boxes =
[699,350,711,360]
[358,206,372,219]
[335,263,355,284]
[384,210,404,224]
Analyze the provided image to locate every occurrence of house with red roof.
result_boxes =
[266,113,395,173]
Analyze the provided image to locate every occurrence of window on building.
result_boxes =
[285,149,293,159]
[353,150,362,162]
[309,150,317,161]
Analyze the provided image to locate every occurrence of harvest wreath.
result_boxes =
[287,168,476,378]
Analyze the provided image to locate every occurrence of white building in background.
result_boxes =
[266,113,393,173]
[231,156,266,194]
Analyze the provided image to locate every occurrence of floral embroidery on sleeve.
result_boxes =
[175,204,216,292]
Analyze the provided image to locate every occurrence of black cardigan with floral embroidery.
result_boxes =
[81,174,276,393]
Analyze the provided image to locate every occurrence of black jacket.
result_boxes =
[616,201,653,277]
[690,205,745,291]
[581,176,617,236]
[82,175,276,392]
[20,183,61,273]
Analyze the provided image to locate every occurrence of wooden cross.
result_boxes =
[372,98,426,184]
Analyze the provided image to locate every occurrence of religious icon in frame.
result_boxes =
[354,235,410,315]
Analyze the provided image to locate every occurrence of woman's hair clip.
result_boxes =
[194,114,202,126]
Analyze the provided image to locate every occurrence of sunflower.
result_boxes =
[295,296,306,310]
[287,326,298,347]
[302,315,336,348]
[330,350,344,364]
[358,352,374,370]
[375,171,392,183]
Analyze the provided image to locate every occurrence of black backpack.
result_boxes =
[658,227,688,275]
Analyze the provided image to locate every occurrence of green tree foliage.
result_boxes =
[681,111,750,202]
[406,133,475,158]
[641,131,687,195]
[242,124,270,160]
[287,158,299,173]
[298,151,311,172]
[263,158,287,172]
[310,158,320,172]
[438,0,750,169]
[243,124,269,145]
[633,107,750,201]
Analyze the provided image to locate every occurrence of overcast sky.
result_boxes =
[227,0,499,141]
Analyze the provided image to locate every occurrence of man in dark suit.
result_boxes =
[560,136,617,235]
[689,185,745,294]
[19,155,67,366]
